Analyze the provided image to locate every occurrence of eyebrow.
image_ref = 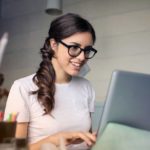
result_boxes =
[70,42,92,47]
[69,42,81,46]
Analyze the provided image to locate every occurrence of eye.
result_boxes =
[70,45,80,51]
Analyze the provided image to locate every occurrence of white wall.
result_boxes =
[1,0,150,103]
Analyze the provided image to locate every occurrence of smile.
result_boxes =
[71,61,82,70]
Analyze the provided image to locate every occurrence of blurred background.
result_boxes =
[0,0,150,105]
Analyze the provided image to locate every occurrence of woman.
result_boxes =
[4,13,97,149]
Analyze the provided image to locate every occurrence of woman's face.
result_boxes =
[51,32,93,77]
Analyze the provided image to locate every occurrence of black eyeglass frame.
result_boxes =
[59,40,97,59]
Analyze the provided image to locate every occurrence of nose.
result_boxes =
[76,51,86,61]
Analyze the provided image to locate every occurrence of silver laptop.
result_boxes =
[96,69,150,138]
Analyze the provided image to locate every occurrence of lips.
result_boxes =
[71,61,82,70]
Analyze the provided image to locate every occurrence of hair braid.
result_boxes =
[32,37,56,114]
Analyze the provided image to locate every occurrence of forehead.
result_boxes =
[63,32,93,45]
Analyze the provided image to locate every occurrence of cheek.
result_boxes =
[57,49,70,64]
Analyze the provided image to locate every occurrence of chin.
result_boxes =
[69,70,80,76]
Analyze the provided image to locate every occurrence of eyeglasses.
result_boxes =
[59,40,97,59]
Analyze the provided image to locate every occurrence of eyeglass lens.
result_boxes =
[69,46,96,59]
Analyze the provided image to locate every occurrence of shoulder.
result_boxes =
[14,74,34,85]
[12,74,37,91]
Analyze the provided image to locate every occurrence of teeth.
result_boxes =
[72,62,80,67]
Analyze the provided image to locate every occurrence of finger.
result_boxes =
[75,132,96,146]
[84,132,96,143]
[92,131,97,136]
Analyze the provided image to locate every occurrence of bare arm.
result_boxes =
[29,131,96,150]
[15,122,28,138]
[15,123,55,150]
[15,123,96,150]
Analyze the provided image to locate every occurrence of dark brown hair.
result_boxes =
[32,13,96,114]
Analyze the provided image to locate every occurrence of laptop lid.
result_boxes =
[97,70,150,137]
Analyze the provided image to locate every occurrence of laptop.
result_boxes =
[96,69,150,138]
[71,70,150,150]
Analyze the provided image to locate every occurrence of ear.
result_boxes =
[50,39,58,52]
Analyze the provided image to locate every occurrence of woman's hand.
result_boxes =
[49,131,96,147]
[29,131,97,150]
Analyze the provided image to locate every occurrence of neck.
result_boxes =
[52,58,72,84]
[56,75,72,84]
